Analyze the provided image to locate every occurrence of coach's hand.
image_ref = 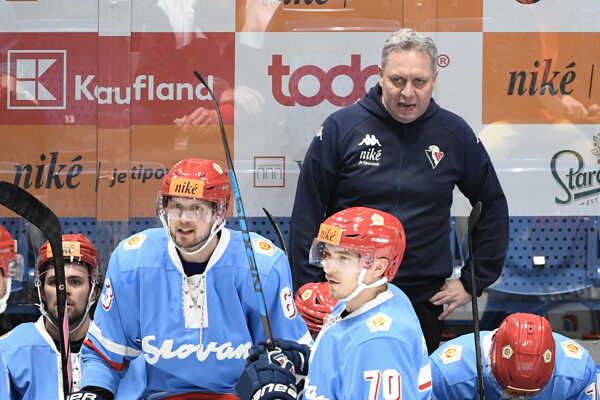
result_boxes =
[429,279,471,320]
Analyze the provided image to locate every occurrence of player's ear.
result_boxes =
[372,258,389,279]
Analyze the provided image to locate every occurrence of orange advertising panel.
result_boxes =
[483,32,600,124]
[236,0,482,32]
[0,124,232,219]
[0,125,98,218]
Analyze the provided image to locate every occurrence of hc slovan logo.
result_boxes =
[7,50,66,110]
[358,134,381,147]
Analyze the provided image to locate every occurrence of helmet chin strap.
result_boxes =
[160,213,225,257]
[340,268,387,304]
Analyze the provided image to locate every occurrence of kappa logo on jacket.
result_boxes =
[425,145,444,169]
[358,134,381,147]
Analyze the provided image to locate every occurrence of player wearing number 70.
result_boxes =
[236,207,432,400]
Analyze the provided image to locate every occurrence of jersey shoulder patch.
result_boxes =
[366,312,392,332]
[560,340,583,359]
[252,238,276,256]
[439,344,463,364]
[123,233,147,250]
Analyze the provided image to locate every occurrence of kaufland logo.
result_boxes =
[75,74,215,104]
[7,50,66,110]
[7,49,216,110]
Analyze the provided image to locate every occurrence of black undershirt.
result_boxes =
[180,256,208,276]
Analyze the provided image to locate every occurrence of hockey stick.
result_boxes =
[194,71,275,349]
[468,201,484,400]
[262,208,288,257]
[0,181,71,395]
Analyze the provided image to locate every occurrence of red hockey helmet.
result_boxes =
[491,313,555,396]
[36,233,101,286]
[0,225,21,279]
[309,207,406,281]
[294,282,338,333]
[158,159,231,226]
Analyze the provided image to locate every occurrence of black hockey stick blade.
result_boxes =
[0,182,72,395]
[262,208,288,258]
[193,71,276,349]
[467,201,484,400]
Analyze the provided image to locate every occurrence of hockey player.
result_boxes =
[77,158,311,399]
[236,207,432,400]
[0,233,145,400]
[0,225,24,399]
[294,281,338,338]
[431,312,598,399]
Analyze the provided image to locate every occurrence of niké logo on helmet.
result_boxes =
[169,178,204,198]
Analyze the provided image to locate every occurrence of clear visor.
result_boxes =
[308,239,374,270]
[158,194,224,225]
[166,200,217,223]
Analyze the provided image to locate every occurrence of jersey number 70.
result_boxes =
[364,369,401,400]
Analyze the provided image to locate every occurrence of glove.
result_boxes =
[247,339,310,376]
[235,356,297,400]
[66,386,112,400]
[65,391,106,400]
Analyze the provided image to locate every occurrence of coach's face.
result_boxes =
[379,49,437,123]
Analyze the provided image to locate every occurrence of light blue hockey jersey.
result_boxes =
[0,354,9,400]
[431,330,597,400]
[0,317,146,400]
[82,228,311,397]
[304,284,432,400]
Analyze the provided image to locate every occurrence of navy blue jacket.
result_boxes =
[289,83,509,302]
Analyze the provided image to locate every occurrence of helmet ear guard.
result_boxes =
[491,313,555,395]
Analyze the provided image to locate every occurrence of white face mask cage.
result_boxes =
[157,194,227,256]
[35,263,99,334]
[309,239,387,303]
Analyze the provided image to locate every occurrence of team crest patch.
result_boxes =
[101,277,115,311]
[561,340,583,359]
[280,287,296,319]
[425,145,444,169]
[366,312,392,332]
[502,345,513,359]
[301,289,313,302]
[370,213,384,226]
[253,238,276,256]
[440,344,463,364]
[543,349,552,363]
[124,233,146,250]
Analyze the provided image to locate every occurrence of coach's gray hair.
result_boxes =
[381,28,438,74]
